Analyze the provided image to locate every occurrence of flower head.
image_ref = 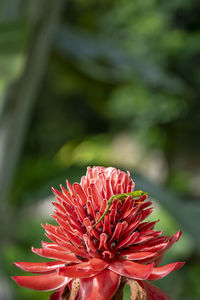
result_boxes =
[13,166,184,300]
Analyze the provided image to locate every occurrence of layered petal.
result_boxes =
[13,261,65,274]
[109,260,153,280]
[59,258,109,278]
[12,272,71,291]
[159,231,182,255]
[32,247,82,263]
[80,269,120,300]
[148,262,185,280]
[120,251,158,261]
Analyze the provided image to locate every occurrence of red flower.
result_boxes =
[13,167,184,300]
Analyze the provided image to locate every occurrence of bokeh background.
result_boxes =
[0,0,200,299]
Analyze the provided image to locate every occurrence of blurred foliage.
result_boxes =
[0,0,200,299]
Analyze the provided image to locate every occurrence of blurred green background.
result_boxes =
[0,0,200,299]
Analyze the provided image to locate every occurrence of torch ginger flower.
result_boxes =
[12,166,184,300]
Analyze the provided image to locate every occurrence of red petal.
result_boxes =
[59,258,109,278]
[99,233,109,251]
[12,272,70,291]
[121,216,142,238]
[52,214,82,234]
[62,228,82,247]
[41,242,70,252]
[116,183,123,194]
[120,252,158,261]
[105,178,113,199]
[102,250,115,259]
[90,183,104,208]
[52,240,88,259]
[116,232,139,249]
[99,199,107,216]
[60,185,73,205]
[120,206,138,221]
[110,208,117,224]
[109,260,153,280]
[83,218,100,240]
[160,231,182,254]
[62,202,77,219]
[13,261,65,274]
[86,199,96,220]
[140,230,163,237]
[122,221,129,233]
[110,222,123,242]
[139,281,170,300]
[32,247,81,263]
[130,234,154,245]
[138,220,159,231]
[49,286,65,300]
[139,207,154,222]
[128,242,168,253]
[80,269,120,300]
[103,214,112,236]
[120,196,134,215]
[51,187,72,205]
[145,236,169,246]
[76,258,108,272]
[74,198,87,219]
[52,202,66,214]
[148,262,185,280]
[138,201,152,211]
[83,235,98,255]
[73,183,87,205]
[94,211,104,229]
[59,267,97,279]
[66,180,77,198]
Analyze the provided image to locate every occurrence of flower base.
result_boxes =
[61,278,147,300]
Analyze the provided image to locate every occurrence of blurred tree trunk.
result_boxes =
[0,0,65,228]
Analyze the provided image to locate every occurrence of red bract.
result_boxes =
[13,167,184,300]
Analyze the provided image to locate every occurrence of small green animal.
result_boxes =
[65,190,148,254]
[93,190,148,227]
